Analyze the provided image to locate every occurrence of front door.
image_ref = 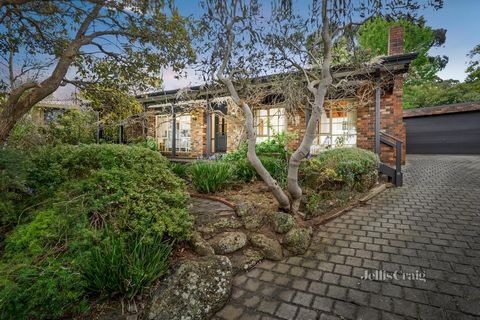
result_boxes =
[213,103,227,153]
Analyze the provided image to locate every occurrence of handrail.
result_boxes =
[380,131,404,143]
[379,131,403,187]
[380,136,395,148]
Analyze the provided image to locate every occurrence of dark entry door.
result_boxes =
[214,114,227,153]
[404,111,480,154]
[213,102,227,153]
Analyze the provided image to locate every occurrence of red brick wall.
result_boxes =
[356,80,406,166]
[380,78,406,165]
[388,26,404,55]
[190,107,206,157]
[286,108,306,150]
[356,99,376,152]
[357,25,406,165]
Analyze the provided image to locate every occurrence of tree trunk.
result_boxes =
[287,84,329,212]
[0,99,30,144]
[220,77,291,210]
[242,100,291,210]
[0,4,101,144]
[287,0,333,213]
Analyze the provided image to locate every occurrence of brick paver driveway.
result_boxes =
[216,155,480,320]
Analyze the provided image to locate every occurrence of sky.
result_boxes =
[160,0,480,92]
[422,0,480,81]
[52,0,480,98]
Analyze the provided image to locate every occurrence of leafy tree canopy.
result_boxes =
[358,16,447,84]
[404,42,480,109]
[0,0,195,142]
[466,44,480,83]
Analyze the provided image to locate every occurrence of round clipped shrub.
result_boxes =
[301,147,378,192]
[0,144,192,319]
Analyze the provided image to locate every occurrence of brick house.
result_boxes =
[137,27,412,182]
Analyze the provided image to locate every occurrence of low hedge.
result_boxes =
[301,147,378,192]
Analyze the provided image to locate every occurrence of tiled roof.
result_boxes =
[403,102,480,118]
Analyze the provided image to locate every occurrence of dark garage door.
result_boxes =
[404,111,480,154]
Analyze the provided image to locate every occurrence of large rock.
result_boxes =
[283,227,313,255]
[209,231,247,254]
[230,249,264,274]
[250,233,283,261]
[148,256,232,320]
[235,201,255,217]
[189,231,214,256]
[241,214,264,231]
[271,212,295,234]
[209,216,243,230]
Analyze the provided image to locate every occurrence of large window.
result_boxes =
[311,108,357,154]
[254,108,286,143]
[156,114,191,152]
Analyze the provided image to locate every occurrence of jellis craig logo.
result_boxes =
[361,269,426,282]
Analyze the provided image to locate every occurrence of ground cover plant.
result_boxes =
[0,144,192,319]
[189,161,233,193]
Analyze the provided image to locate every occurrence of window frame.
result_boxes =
[155,113,192,153]
[311,106,357,154]
[254,107,286,142]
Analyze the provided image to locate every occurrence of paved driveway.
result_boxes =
[216,155,480,320]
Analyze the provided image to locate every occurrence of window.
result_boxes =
[156,114,191,152]
[254,108,286,143]
[44,108,66,124]
[176,115,191,152]
[311,108,357,154]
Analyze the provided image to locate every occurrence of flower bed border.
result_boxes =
[311,183,390,226]
[189,193,236,208]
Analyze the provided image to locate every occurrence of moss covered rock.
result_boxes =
[271,212,295,234]
[250,233,283,261]
[241,213,264,231]
[230,249,264,274]
[209,232,247,254]
[235,201,255,217]
[284,227,313,255]
[190,231,215,256]
[148,256,232,320]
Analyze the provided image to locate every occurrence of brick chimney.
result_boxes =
[388,26,404,55]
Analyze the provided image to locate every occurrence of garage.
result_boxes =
[403,102,480,154]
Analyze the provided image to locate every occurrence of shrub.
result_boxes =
[8,110,96,148]
[230,158,256,183]
[82,233,172,299]
[0,256,89,320]
[189,161,232,193]
[27,144,192,242]
[170,162,189,179]
[46,109,96,145]
[228,156,288,186]
[223,132,292,162]
[130,136,158,151]
[259,156,288,187]
[0,149,30,233]
[304,189,356,217]
[255,132,291,158]
[0,144,191,319]
[0,207,92,319]
[301,147,378,192]
[7,116,46,148]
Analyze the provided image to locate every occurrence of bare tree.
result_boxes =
[200,0,443,214]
